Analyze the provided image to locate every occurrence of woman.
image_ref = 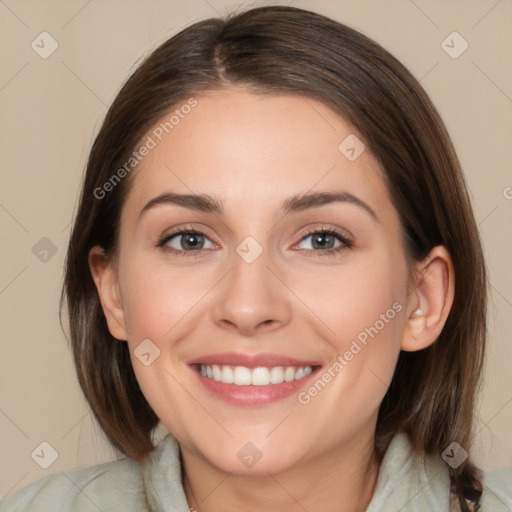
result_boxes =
[1,5,510,512]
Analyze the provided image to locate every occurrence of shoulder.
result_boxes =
[479,465,512,510]
[368,432,512,511]
[0,456,147,512]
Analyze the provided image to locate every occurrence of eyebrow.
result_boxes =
[139,190,378,221]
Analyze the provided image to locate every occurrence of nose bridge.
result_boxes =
[210,235,291,335]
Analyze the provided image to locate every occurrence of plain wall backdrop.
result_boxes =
[1,0,511,498]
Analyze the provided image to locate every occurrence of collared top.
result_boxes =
[1,432,511,511]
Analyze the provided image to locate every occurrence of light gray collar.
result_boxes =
[142,431,450,511]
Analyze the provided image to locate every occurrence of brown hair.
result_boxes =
[61,6,486,510]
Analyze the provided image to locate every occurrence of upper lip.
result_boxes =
[187,352,321,368]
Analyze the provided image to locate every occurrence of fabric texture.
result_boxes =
[1,432,510,511]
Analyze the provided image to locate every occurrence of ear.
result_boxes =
[401,245,455,352]
[88,246,128,341]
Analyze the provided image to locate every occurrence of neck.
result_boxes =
[181,429,380,512]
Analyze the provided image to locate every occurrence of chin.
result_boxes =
[204,433,309,473]
[205,450,297,476]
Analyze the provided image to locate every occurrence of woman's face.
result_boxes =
[103,87,416,474]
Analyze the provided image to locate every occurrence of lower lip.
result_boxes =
[192,366,320,406]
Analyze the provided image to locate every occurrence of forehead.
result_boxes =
[122,87,394,223]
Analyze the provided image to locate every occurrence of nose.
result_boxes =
[211,248,292,337]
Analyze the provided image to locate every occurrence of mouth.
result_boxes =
[198,363,314,385]
[188,352,321,406]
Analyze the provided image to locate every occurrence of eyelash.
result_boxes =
[157,226,353,258]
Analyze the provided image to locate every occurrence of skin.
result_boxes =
[90,87,454,512]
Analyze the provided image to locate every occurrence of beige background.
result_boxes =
[1,0,511,498]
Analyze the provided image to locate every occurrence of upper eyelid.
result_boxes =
[159,227,215,245]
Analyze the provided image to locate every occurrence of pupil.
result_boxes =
[183,234,203,249]
[313,233,332,249]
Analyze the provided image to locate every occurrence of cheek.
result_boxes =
[116,259,201,423]
[298,250,406,346]
[119,258,202,342]
[336,270,403,350]
[299,249,406,407]
[116,254,221,407]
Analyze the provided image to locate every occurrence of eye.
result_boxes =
[158,228,215,256]
[157,226,352,258]
[295,227,352,256]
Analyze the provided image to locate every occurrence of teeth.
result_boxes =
[212,364,221,382]
[270,366,284,384]
[221,365,234,384]
[284,367,295,382]
[233,366,252,385]
[251,367,270,386]
[199,364,314,385]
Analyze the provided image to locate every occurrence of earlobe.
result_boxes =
[88,246,128,341]
[401,245,455,352]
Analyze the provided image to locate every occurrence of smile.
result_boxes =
[188,352,321,406]
[200,364,314,385]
